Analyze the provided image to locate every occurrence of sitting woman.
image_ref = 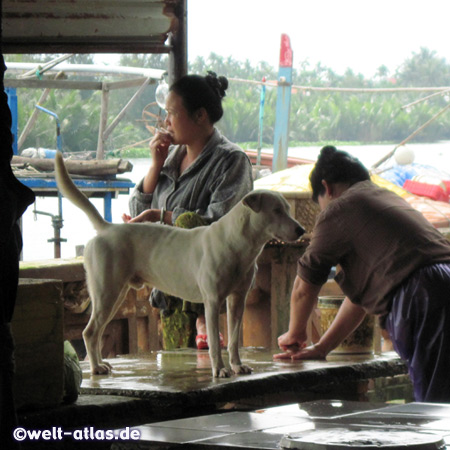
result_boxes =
[123,71,253,349]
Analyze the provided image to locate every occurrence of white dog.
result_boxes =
[55,152,305,378]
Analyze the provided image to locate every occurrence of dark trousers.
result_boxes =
[385,263,450,402]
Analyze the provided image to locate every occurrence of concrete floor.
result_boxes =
[111,400,450,449]
[80,347,381,392]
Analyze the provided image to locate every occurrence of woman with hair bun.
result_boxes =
[123,72,253,349]
[275,145,450,403]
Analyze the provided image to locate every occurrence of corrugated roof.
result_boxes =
[2,0,182,54]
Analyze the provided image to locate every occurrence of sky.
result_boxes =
[187,0,450,78]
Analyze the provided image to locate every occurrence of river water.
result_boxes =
[20,141,450,261]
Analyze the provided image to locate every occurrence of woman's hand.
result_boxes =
[149,129,172,168]
[122,213,132,223]
[274,343,327,360]
[278,329,308,352]
[141,130,173,195]
[273,276,323,360]
[275,297,367,361]
[123,209,160,223]
[274,330,308,360]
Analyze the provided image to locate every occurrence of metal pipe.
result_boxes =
[7,62,166,81]
[33,201,66,259]
[34,104,62,152]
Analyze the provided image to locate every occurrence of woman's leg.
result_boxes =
[196,314,207,335]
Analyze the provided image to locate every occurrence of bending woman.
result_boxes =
[275,145,450,402]
[123,72,253,349]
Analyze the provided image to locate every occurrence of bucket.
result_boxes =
[318,296,374,355]
[38,148,57,159]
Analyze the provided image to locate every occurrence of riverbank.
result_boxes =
[20,141,450,261]
[116,140,399,159]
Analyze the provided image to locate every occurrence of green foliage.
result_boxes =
[16,87,102,152]
[190,50,450,145]
[396,48,450,87]
[160,298,196,350]
[112,147,149,158]
[6,49,450,155]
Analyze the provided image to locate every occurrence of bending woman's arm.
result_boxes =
[275,276,322,358]
[277,295,367,360]
[314,296,366,355]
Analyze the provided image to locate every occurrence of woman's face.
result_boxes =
[317,180,349,210]
[164,91,198,145]
[317,193,331,211]
[317,180,332,211]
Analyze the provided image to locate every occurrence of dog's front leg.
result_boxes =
[205,300,231,378]
[227,292,253,375]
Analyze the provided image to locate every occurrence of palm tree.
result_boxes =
[396,47,450,87]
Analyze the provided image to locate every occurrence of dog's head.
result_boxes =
[242,190,305,242]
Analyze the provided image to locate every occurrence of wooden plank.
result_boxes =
[12,155,133,175]
[243,263,272,348]
[2,0,176,39]
[97,85,110,159]
[19,257,85,282]
[269,246,306,348]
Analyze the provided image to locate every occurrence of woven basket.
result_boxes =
[282,191,321,235]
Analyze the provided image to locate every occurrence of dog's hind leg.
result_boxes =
[227,292,253,375]
[204,300,231,378]
[83,283,130,374]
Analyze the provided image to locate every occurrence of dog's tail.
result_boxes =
[55,152,109,232]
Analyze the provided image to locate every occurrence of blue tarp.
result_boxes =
[381,163,450,188]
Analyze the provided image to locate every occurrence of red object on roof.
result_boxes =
[403,179,449,203]
[245,150,313,168]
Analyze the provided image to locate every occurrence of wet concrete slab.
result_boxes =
[73,349,407,429]
[77,348,410,425]
[80,348,407,398]
[18,349,409,447]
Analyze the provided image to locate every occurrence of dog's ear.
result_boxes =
[242,192,262,212]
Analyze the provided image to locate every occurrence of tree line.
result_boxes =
[6,48,450,156]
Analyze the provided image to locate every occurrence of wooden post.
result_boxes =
[97,82,109,160]
[168,0,187,85]
[273,34,293,173]
[269,246,302,348]
[102,77,153,143]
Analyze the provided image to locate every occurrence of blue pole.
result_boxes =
[272,34,293,173]
[6,87,18,155]
[103,192,113,223]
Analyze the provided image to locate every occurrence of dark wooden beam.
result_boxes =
[168,0,187,84]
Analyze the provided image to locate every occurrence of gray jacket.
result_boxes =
[129,128,254,224]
